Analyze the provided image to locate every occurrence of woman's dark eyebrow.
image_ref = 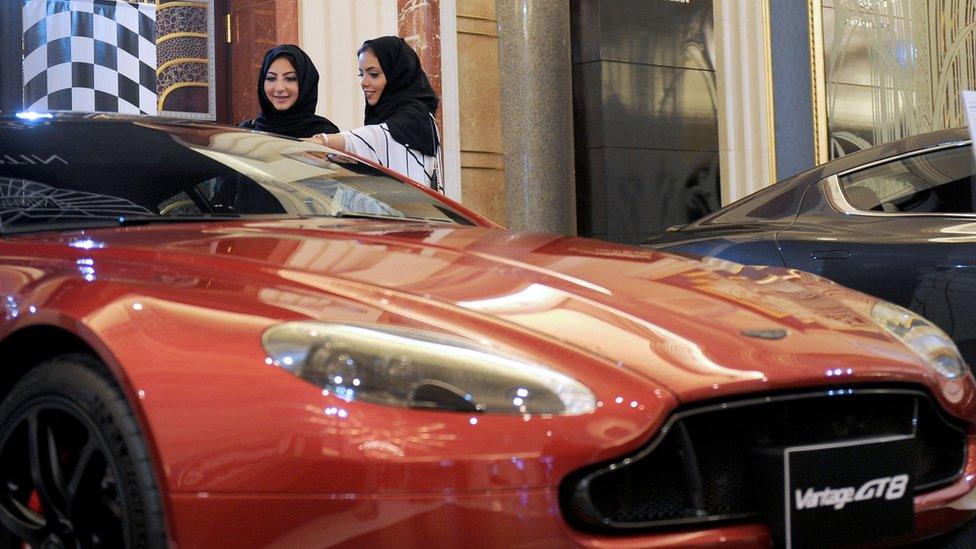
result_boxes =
[266,71,298,77]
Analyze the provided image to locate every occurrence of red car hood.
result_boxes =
[14,218,973,407]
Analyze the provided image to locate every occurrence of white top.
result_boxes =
[339,123,441,191]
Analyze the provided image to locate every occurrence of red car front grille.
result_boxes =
[561,387,966,532]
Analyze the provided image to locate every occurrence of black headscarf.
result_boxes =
[240,44,339,138]
[361,36,439,156]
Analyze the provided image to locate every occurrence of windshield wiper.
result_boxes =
[115,214,243,226]
[0,214,243,236]
[333,211,420,222]
[331,211,465,225]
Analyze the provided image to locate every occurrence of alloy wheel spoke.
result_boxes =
[65,437,99,513]
[45,424,68,502]
[0,489,46,544]
[27,411,67,519]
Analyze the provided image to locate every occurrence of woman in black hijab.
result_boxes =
[240,44,339,138]
[313,36,442,191]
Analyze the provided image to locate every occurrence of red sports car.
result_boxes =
[0,115,974,548]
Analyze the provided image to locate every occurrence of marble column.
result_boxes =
[496,0,576,235]
[768,1,816,180]
[275,0,299,44]
[397,0,444,137]
[397,0,442,102]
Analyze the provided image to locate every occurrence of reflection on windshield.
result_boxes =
[180,131,466,223]
[0,122,474,233]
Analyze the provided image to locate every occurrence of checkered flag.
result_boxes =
[22,0,157,115]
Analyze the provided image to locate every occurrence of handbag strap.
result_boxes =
[429,114,444,193]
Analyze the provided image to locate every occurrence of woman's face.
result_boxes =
[358,49,386,107]
[264,56,299,111]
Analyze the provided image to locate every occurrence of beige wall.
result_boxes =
[455,0,506,226]
[299,0,397,132]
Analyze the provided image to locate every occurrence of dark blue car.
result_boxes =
[643,127,976,368]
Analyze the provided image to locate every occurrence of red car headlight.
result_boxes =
[262,322,597,415]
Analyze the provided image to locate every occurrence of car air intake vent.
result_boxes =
[561,388,966,532]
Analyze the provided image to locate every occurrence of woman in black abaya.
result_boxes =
[240,44,339,138]
[312,36,442,191]
[217,45,339,213]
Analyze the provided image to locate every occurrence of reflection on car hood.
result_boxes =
[18,218,955,403]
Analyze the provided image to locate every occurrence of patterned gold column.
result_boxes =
[156,0,210,115]
[496,0,575,234]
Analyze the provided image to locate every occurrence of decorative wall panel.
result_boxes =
[824,0,976,158]
[19,0,215,118]
[22,0,157,114]
[571,0,718,243]
[156,0,214,118]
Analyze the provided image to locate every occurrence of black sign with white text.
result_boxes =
[758,435,915,548]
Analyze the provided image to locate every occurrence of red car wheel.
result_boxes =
[0,356,165,548]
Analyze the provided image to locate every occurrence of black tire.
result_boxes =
[0,354,166,548]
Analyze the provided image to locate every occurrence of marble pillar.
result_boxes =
[275,0,299,45]
[397,1,443,134]
[495,0,576,235]
[397,1,442,101]
[769,1,816,180]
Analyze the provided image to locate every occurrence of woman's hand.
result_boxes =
[306,133,328,146]
[308,132,347,151]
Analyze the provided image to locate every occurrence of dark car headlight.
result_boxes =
[871,301,966,379]
[262,322,597,415]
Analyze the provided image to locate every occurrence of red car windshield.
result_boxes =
[0,118,474,234]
